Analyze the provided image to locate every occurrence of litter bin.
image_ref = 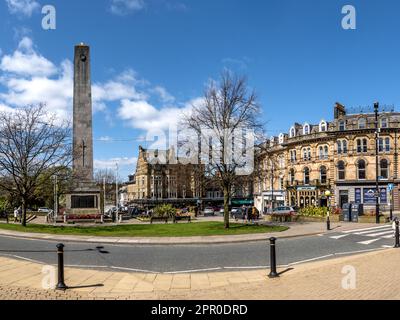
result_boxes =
[343,203,351,222]
[351,204,364,222]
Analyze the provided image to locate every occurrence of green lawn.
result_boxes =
[0,222,288,237]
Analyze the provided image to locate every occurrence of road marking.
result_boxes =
[288,254,334,266]
[382,234,395,239]
[354,227,391,235]
[224,266,268,270]
[343,225,390,234]
[330,234,349,240]
[66,264,109,269]
[365,230,394,237]
[334,248,385,255]
[110,266,158,274]
[9,254,45,264]
[164,267,222,274]
[382,245,393,248]
[357,238,381,245]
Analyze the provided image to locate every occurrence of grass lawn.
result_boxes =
[0,222,289,237]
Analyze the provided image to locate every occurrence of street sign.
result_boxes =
[388,183,394,191]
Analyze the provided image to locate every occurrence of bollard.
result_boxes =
[327,215,331,231]
[56,243,68,290]
[268,237,279,278]
[395,220,400,248]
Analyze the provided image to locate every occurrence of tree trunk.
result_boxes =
[223,185,230,229]
[21,198,27,227]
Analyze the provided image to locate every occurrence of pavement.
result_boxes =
[1,248,400,300]
[0,221,384,245]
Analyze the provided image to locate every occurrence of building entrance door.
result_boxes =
[339,191,349,208]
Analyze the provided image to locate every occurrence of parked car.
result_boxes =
[38,207,51,213]
[203,207,215,216]
[272,206,297,216]
[218,207,225,215]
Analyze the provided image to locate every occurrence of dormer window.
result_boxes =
[270,136,275,146]
[290,126,296,138]
[339,120,346,131]
[279,133,284,144]
[381,118,388,128]
[319,120,327,132]
[358,118,367,129]
[303,123,310,135]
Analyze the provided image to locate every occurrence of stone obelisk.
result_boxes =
[73,43,93,180]
[65,43,100,217]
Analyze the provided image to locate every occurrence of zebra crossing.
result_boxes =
[329,224,395,246]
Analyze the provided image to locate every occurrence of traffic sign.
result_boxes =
[389,183,394,191]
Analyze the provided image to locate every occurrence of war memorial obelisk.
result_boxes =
[65,43,101,217]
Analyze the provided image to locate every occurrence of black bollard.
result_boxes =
[395,220,400,248]
[268,237,279,278]
[56,243,68,290]
[327,215,331,231]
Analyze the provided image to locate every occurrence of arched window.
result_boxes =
[358,160,366,180]
[290,127,296,138]
[303,147,312,161]
[304,167,310,185]
[289,169,295,185]
[356,138,368,153]
[380,159,389,180]
[319,120,327,132]
[358,118,367,129]
[381,118,388,128]
[319,145,328,160]
[279,133,284,144]
[303,123,310,135]
[338,161,345,180]
[320,166,327,184]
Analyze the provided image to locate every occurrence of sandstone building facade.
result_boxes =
[254,103,400,213]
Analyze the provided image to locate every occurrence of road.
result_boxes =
[0,224,395,273]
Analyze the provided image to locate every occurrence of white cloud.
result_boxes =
[94,157,137,170]
[117,97,200,132]
[0,37,57,77]
[152,86,175,103]
[6,0,40,17]
[0,37,150,124]
[110,0,145,15]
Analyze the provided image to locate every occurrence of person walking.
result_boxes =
[13,207,19,223]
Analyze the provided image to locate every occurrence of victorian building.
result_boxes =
[254,103,400,213]
[125,146,254,208]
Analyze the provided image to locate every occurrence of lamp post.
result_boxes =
[325,190,331,231]
[374,102,380,224]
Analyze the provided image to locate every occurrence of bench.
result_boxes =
[173,215,191,223]
[150,216,169,224]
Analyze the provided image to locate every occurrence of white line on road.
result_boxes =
[110,266,158,274]
[382,245,393,248]
[365,230,394,237]
[343,225,390,234]
[330,234,349,240]
[8,254,45,264]
[288,254,334,266]
[164,267,222,274]
[334,248,384,255]
[357,238,382,245]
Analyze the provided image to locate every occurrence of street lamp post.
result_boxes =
[325,190,331,231]
[374,102,380,224]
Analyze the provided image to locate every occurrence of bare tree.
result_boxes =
[0,104,72,226]
[184,71,264,228]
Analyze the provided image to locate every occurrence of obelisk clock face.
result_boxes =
[80,54,87,62]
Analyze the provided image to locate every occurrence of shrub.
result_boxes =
[299,206,329,217]
[153,204,176,218]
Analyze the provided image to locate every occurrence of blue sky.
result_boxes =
[1,0,400,179]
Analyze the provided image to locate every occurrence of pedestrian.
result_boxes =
[392,218,398,238]
[241,207,246,223]
[13,207,19,223]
